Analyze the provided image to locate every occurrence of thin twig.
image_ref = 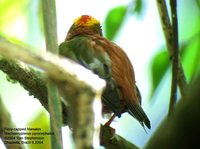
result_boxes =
[0,38,105,149]
[168,0,179,116]
[156,0,187,116]
[156,0,187,95]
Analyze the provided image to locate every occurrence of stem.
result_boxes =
[42,0,58,54]
[42,0,63,148]
[156,0,187,96]
[156,0,187,116]
[169,0,179,116]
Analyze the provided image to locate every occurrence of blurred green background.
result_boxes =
[0,0,199,148]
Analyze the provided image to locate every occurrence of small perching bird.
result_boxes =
[59,15,151,130]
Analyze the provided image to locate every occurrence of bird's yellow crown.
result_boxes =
[73,15,100,27]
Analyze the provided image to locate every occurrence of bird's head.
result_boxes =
[66,15,103,40]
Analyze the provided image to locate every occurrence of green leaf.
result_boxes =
[133,0,143,14]
[150,50,170,97]
[195,0,200,9]
[128,0,143,16]
[26,110,50,149]
[150,31,200,99]
[104,5,127,40]
[182,32,200,81]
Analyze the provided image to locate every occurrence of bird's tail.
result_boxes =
[127,103,151,129]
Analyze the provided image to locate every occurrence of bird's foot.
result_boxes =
[103,114,116,136]
[104,114,116,126]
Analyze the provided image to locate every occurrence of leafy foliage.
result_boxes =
[150,1,200,99]
[131,0,143,15]
[150,50,169,97]
[104,5,127,40]
[26,111,50,149]
[181,32,200,80]
[150,32,200,98]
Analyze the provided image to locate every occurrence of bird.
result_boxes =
[59,15,151,130]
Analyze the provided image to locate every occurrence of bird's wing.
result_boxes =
[105,42,151,129]
[59,35,122,117]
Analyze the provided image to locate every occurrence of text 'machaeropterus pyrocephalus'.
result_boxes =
[59,15,151,130]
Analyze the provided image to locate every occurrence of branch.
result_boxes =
[156,0,187,99]
[0,37,105,149]
[0,57,70,125]
[0,37,145,149]
[0,58,141,149]
[100,125,140,149]
[0,37,147,149]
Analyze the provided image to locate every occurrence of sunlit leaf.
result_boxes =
[132,0,143,15]
[182,32,200,81]
[150,50,170,97]
[26,110,50,149]
[150,31,200,99]
[104,5,127,40]
[195,0,200,9]
[127,0,143,16]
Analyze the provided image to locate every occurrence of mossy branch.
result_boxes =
[1,30,199,149]
[0,36,104,147]
[0,57,70,125]
[0,37,144,149]
[0,37,106,149]
[1,51,200,149]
